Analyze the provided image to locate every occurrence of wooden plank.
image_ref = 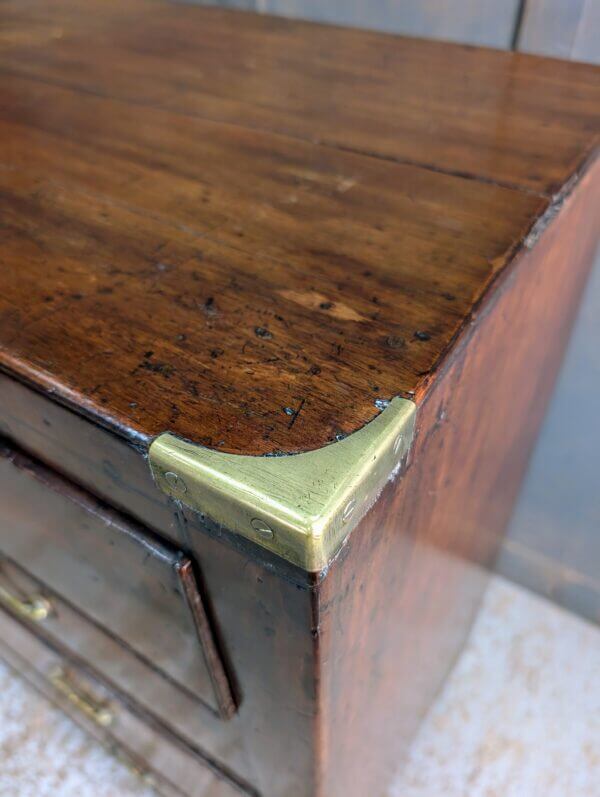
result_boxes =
[0,0,598,194]
[0,6,598,795]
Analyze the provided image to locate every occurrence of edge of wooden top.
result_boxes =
[411,144,600,405]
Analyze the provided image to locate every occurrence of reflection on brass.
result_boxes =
[0,584,52,622]
[49,666,114,728]
[150,398,416,571]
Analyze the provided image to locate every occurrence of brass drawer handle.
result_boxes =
[0,584,52,622]
[49,666,114,728]
[49,669,154,785]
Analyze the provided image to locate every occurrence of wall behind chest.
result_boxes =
[185,0,600,63]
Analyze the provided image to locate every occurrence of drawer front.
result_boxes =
[0,556,247,769]
[0,440,235,719]
[0,605,253,797]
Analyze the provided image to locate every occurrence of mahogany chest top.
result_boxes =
[0,0,598,461]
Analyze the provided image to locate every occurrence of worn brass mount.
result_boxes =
[149,398,416,572]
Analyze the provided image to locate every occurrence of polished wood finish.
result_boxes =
[0,3,598,796]
[0,441,235,718]
[0,76,543,455]
[0,0,597,193]
[1,0,599,456]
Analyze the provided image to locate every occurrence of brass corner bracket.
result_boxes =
[149,398,416,572]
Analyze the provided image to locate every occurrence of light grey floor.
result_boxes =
[391,577,600,797]
[1,575,598,797]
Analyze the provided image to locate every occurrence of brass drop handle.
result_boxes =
[50,668,154,785]
[0,583,52,622]
[49,666,114,728]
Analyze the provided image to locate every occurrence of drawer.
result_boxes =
[0,440,235,719]
[0,555,249,772]
[0,604,253,797]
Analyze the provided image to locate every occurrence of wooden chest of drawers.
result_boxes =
[0,2,598,795]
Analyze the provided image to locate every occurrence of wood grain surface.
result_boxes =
[0,0,598,455]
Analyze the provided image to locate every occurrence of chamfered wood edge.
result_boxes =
[412,145,600,404]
